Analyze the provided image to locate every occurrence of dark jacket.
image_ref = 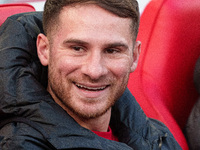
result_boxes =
[0,12,181,150]
[184,56,200,150]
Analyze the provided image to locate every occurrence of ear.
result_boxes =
[37,33,50,66]
[130,41,141,72]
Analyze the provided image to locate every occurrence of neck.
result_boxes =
[71,108,112,132]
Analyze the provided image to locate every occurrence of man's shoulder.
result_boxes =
[0,11,43,42]
[0,121,49,150]
[111,88,182,149]
[5,11,43,22]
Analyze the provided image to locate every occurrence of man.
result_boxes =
[37,0,141,133]
[0,0,181,149]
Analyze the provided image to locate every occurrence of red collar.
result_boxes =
[92,126,118,141]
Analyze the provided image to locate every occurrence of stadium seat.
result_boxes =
[0,3,35,26]
[128,0,200,149]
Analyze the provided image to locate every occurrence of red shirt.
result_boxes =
[92,126,118,141]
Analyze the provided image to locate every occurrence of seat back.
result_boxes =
[0,3,35,26]
[128,0,200,149]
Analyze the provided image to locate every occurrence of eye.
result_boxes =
[72,46,84,51]
[105,48,120,54]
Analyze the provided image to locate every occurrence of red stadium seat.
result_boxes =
[0,3,35,26]
[128,0,200,149]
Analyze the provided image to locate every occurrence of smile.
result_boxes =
[75,83,109,91]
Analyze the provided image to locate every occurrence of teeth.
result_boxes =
[75,83,107,91]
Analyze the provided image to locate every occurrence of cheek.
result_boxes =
[108,59,132,78]
[52,55,80,74]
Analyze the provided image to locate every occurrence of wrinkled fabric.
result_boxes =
[0,12,181,150]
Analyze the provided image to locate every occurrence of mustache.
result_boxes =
[70,75,114,84]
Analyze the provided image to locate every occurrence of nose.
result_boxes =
[81,51,108,80]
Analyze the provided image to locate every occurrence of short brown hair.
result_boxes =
[43,0,140,39]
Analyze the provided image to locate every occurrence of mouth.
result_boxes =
[74,83,109,91]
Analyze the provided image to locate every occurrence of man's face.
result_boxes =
[38,4,140,121]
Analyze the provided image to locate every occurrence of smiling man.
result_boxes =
[0,0,181,149]
[37,2,140,132]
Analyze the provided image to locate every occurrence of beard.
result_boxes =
[46,54,130,120]
[47,70,129,121]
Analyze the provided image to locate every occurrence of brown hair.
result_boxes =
[43,0,140,39]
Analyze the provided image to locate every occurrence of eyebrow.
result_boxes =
[63,39,89,45]
[63,39,129,49]
[105,43,129,50]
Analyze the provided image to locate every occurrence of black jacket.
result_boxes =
[184,56,200,150]
[0,12,181,150]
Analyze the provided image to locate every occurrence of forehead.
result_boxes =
[61,4,131,26]
[50,4,134,46]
